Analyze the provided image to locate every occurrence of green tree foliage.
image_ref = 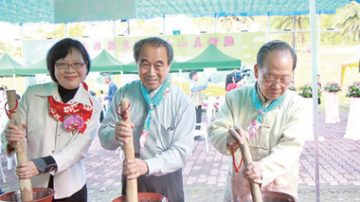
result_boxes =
[68,23,86,37]
[217,16,254,32]
[46,24,66,39]
[272,16,309,49]
[0,40,22,58]
[335,1,360,42]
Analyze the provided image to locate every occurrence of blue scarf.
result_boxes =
[251,84,285,124]
[139,78,170,147]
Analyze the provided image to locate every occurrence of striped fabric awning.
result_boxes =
[0,0,358,23]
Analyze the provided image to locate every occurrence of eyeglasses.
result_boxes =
[55,62,85,70]
[262,74,292,86]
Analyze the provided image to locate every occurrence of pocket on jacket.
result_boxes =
[157,123,175,149]
[250,144,269,161]
[26,118,44,146]
[263,173,291,192]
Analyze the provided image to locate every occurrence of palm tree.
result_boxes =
[335,1,360,42]
[217,16,254,32]
[272,16,309,50]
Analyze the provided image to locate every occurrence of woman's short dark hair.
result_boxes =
[47,38,91,83]
[133,37,173,65]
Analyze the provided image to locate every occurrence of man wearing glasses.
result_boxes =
[208,40,311,201]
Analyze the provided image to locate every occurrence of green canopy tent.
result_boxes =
[122,60,183,74]
[0,53,24,76]
[173,45,241,72]
[91,50,122,73]
[18,50,124,75]
[17,57,48,76]
[121,62,138,74]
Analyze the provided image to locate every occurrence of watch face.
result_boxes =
[47,163,57,173]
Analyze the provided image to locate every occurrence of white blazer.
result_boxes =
[4,82,101,199]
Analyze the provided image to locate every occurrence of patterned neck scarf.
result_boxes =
[48,83,93,134]
[139,78,170,147]
[251,83,285,124]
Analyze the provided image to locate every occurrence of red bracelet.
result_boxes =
[230,146,243,173]
[5,99,19,118]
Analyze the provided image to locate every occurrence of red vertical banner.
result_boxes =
[224,36,234,47]
[93,41,102,51]
[108,40,116,51]
[194,37,202,48]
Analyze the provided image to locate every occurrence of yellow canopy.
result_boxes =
[341,59,359,86]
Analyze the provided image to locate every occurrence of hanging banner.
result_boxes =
[22,32,266,66]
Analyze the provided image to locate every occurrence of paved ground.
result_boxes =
[1,108,360,202]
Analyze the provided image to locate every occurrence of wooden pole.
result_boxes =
[239,141,263,202]
[230,128,262,202]
[119,98,138,202]
[6,90,33,201]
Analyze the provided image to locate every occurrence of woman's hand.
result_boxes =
[5,123,26,145]
[16,161,39,179]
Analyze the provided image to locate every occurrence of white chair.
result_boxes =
[206,96,217,122]
[0,142,6,183]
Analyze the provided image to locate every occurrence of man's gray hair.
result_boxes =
[133,37,174,65]
[256,40,297,70]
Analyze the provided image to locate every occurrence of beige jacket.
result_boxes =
[2,82,101,199]
[208,85,311,201]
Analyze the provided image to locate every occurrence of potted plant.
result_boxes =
[298,84,321,98]
[323,82,341,93]
[298,84,312,98]
[346,81,360,97]
[323,82,341,123]
[345,81,360,140]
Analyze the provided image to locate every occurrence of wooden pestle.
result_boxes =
[6,90,33,201]
[239,140,263,202]
[231,128,262,202]
[120,98,138,202]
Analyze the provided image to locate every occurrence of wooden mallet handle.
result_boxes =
[120,98,138,202]
[6,90,33,201]
[239,141,262,202]
[231,128,262,202]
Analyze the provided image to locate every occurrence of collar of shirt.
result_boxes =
[147,82,164,98]
[256,82,270,107]
[36,82,92,106]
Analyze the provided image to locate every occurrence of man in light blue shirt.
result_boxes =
[98,37,195,202]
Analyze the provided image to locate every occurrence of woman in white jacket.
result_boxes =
[3,38,101,201]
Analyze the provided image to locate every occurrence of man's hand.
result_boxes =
[16,161,39,179]
[114,120,134,144]
[243,161,263,184]
[229,127,262,184]
[123,158,149,180]
[227,126,249,149]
